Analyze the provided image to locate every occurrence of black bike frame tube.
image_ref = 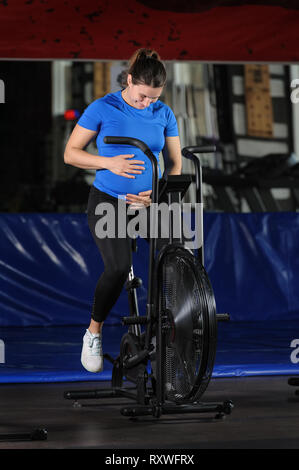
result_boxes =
[182,145,216,266]
[181,146,216,204]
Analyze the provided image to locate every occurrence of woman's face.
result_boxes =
[126,74,163,109]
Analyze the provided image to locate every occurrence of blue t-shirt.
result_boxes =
[77,89,179,199]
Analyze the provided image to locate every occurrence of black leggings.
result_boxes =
[87,185,167,323]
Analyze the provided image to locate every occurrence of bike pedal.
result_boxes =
[125,277,142,290]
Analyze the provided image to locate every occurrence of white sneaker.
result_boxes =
[81,329,103,373]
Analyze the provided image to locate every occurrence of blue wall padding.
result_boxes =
[1,212,299,327]
[205,212,299,322]
[0,321,298,383]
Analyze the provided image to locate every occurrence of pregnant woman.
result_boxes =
[64,48,181,373]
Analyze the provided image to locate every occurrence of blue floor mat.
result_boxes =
[0,321,299,383]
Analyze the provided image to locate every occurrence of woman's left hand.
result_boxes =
[126,190,152,208]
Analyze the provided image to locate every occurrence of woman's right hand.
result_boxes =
[106,154,145,179]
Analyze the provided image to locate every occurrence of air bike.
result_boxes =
[64,137,234,419]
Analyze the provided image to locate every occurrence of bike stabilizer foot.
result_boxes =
[120,400,234,419]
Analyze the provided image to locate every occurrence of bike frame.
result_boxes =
[64,137,233,419]
[103,137,216,409]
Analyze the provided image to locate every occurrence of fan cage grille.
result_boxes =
[160,250,212,403]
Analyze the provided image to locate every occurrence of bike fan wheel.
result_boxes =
[158,247,217,404]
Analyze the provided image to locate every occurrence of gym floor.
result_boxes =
[0,376,298,450]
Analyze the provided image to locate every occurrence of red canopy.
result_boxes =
[0,0,298,62]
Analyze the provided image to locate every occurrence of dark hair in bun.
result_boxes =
[125,48,166,88]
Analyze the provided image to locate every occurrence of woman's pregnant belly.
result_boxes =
[95,151,162,198]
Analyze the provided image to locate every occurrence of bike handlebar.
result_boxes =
[182,145,216,156]
[181,145,216,204]
[103,136,159,204]
[103,136,150,154]
[103,137,217,205]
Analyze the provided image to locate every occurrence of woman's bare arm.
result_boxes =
[64,124,110,170]
[162,136,182,175]
[64,124,145,177]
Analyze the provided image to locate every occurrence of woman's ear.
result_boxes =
[127,74,132,87]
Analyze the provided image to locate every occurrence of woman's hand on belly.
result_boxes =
[126,190,152,208]
[106,154,145,178]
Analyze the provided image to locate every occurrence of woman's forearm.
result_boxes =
[167,162,182,175]
[64,147,110,170]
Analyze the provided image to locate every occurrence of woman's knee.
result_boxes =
[105,259,131,283]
